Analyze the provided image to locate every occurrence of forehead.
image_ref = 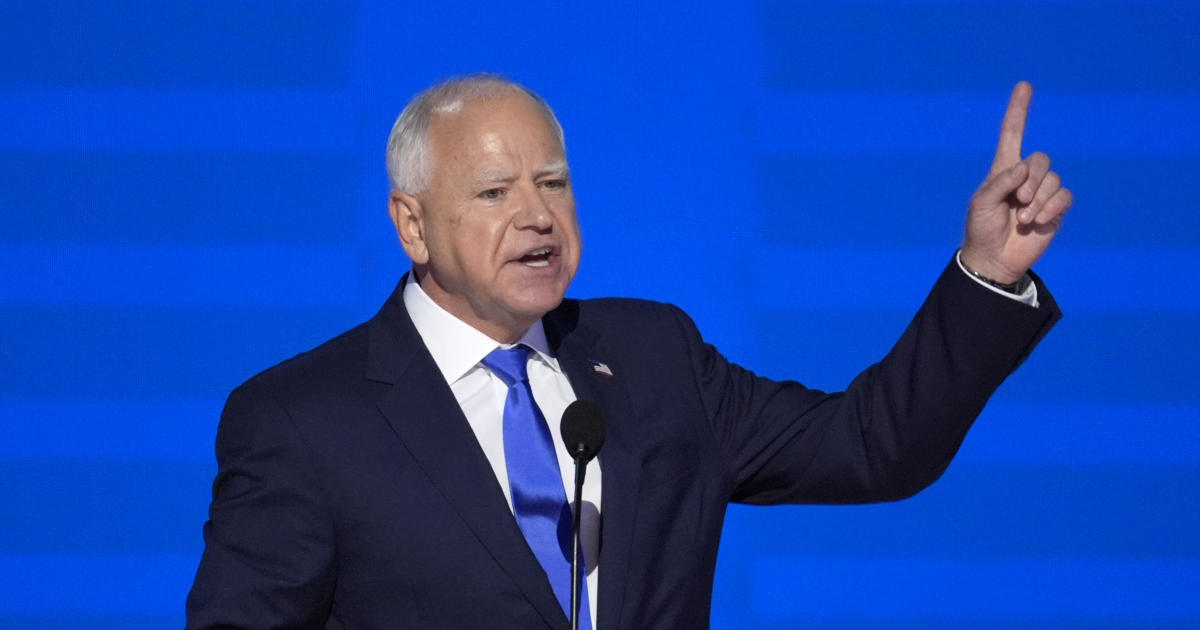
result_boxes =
[426,92,564,174]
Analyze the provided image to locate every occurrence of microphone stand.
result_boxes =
[560,399,604,630]
[569,447,587,630]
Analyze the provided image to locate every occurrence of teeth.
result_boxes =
[518,247,549,266]
[520,247,552,267]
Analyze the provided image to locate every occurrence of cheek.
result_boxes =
[554,202,581,239]
[562,212,583,260]
[456,217,509,267]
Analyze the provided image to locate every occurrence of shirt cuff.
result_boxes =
[956,250,1039,308]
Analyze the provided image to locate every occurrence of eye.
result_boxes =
[540,178,568,191]
[479,188,507,200]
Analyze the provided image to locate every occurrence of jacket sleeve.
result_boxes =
[185,377,337,629]
[674,256,1060,505]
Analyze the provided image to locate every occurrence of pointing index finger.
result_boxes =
[990,81,1032,176]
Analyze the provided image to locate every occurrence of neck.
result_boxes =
[410,268,534,344]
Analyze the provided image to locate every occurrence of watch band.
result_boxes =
[958,251,1032,295]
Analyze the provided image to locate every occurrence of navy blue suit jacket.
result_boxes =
[186,259,1059,629]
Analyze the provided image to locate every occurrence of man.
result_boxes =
[186,74,1071,629]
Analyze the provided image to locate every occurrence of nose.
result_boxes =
[514,181,553,232]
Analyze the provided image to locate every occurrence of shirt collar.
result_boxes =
[401,273,561,384]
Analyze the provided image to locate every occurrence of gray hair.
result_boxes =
[385,73,567,193]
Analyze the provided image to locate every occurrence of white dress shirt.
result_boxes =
[403,277,601,629]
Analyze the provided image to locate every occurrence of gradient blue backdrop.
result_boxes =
[2,1,1198,628]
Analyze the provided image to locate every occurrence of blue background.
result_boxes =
[2,1,1198,627]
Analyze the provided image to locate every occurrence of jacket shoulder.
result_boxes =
[230,320,373,404]
[566,295,691,327]
[554,296,707,361]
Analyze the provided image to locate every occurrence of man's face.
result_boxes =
[393,92,581,342]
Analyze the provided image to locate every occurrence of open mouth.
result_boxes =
[518,247,553,267]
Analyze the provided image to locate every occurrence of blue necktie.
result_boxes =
[482,346,591,629]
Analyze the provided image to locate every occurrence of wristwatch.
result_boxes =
[958,252,1032,295]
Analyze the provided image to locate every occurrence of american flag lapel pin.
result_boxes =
[590,360,613,377]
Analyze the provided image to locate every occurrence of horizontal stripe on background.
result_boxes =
[711,612,1199,630]
[1,399,221,462]
[0,244,363,307]
[0,460,210,554]
[0,252,1192,402]
[757,155,1200,248]
[951,403,1199,467]
[753,92,1200,158]
[2,152,362,244]
[0,90,361,152]
[758,2,1200,92]
[752,306,1200,405]
[750,556,1200,621]
[750,246,1200,312]
[723,463,1200,559]
[0,1,355,89]
[0,553,195,615]
[0,305,364,399]
[0,615,180,630]
[6,459,1196,558]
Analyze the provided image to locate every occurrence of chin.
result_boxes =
[506,282,570,320]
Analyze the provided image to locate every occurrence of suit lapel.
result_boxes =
[367,281,569,629]
[546,301,642,630]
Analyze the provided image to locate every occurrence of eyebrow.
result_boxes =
[473,170,515,187]
[472,161,569,187]
[537,160,569,178]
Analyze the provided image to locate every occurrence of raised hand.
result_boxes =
[960,82,1073,285]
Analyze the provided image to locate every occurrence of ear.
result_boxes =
[389,190,429,264]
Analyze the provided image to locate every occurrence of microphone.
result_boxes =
[562,399,606,462]
[560,399,606,630]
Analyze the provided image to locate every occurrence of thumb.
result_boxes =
[973,160,1027,207]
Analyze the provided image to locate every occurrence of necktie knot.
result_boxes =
[482,345,533,387]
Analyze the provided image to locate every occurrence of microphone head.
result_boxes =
[560,399,606,462]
